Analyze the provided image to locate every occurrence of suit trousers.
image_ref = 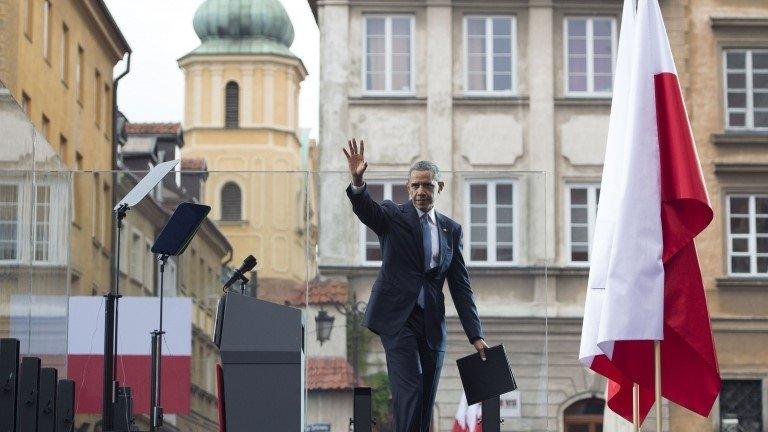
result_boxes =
[380,305,445,432]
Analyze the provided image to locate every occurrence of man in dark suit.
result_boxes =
[343,139,488,432]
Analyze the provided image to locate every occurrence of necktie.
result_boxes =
[422,213,433,270]
[418,213,432,308]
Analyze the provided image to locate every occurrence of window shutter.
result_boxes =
[225,81,239,128]
[221,182,242,221]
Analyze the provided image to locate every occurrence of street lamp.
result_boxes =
[315,309,335,345]
[314,291,367,385]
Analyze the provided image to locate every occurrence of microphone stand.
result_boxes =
[239,275,249,295]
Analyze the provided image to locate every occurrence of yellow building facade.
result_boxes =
[178,0,312,283]
[0,0,130,298]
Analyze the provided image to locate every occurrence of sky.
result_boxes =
[104,0,319,138]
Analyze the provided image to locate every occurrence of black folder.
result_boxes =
[456,344,517,405]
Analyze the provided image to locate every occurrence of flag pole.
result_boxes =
[655,340,662,432]
[632,383,640,432]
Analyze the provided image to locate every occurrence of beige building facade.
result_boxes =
[682,2,768,432]
[310,0,768,431]
[0,0,130,299]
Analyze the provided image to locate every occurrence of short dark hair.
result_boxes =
[408,160,441,182]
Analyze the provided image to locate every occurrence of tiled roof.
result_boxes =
[302,278,348,306]
[125,122,181,135]
[181,157,206,170]
[306,357,363,391]
[257,277,348,307]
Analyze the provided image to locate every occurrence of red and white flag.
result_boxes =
[579,0,720,423]
[451,392,482,432]
[67,296,192,414]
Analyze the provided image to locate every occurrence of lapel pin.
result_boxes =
[442,228,448,232]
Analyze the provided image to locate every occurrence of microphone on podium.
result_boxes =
[223,255,257,290]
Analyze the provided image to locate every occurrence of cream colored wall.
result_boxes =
[179,55,310,282]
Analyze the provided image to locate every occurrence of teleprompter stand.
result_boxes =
[150,202,210,432]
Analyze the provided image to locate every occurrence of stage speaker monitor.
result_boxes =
[38,368,58,432]
[481,396,502,432]
[352,387,373,432]
[0,338,20,432]
[55,380,75,432]
[17,357,42,432]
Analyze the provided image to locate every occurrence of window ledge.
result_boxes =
[712,133,768,146]
[714,163,768,175]
[555,97,612,107]
[453,96,529,107]
[217,219,248,226]
[348,96,427,106]
[716,277,768,290]
[710,17,768,31]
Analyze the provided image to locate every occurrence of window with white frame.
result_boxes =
[727,195,768,276]
[466,180,516,264]
[360,181,409,263]
[567,184,600,264]
[464,16,516,93]
[364,15,414,94]
[565,17,616,96]
[0,184,21,261]
[1,180,65,264]
[724,49,768,130]
[34,185,51,262]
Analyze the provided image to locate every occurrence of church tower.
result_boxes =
[179,0,310,282]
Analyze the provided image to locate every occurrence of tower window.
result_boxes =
[221,182,242,221]
[225,81,239,128]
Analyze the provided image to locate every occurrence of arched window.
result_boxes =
[563,397,604,432]
[225,81,239,128]
[220,182,242,221]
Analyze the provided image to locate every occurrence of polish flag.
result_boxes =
[451,392,482,432]
[579,0,720,423]
[67,296,192,414]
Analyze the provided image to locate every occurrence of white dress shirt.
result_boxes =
[351,182,439,268]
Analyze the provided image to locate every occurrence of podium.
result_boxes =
[214,291,305,432]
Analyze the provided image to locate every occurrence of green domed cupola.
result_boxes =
[188,0,296,58]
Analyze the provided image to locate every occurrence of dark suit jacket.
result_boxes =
[347,184,484,351]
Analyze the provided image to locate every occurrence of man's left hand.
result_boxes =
[473,338,489,361]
